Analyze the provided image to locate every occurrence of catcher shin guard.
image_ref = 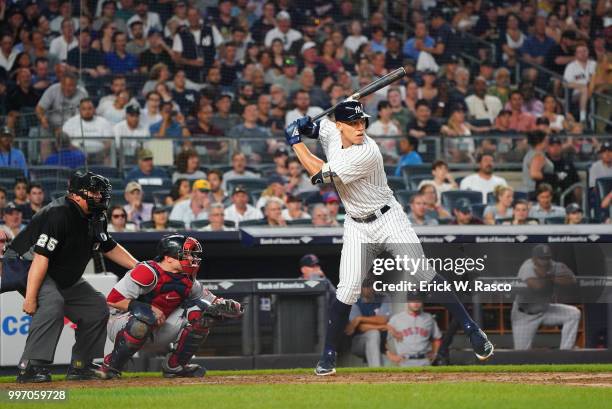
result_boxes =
[165,310,211,370]
[105,302,156,372]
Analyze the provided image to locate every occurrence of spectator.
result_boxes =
[521,15,556,70]
[419,161,457,203]
[0,203,25,239]
[0,33,18,72]
[99,75,136,107]
[323,192,341,227]
[142,206,175,232]
[113,104,150,156]
[165,178,191,207]
[139,29,174,74]
[107,205,137,232]
[403,21,434,61]
[276,56,302,95]
[501,199,538,225]
[282,194,311,221]
[264,10,302,51]
[441,106,490,162]
[448,66,469,109]
[523,130,554,193]
[6,68,40,126]
[224,185,263,226]
[127,0,162,38]
[343,20,368,55]
[285,89,323,126]
[125,20,147,56]
[384,32,403,70]
[311,203,332,227]
[508,91,536,132]
[197,202,230,232]
[407,99,441,138]
[367,99,401,157]
[49,19,77,62]
[170,148,205,183]
[171,70,198,116]
[11,178,29,206]
[298,67,329,110]
[50,0,79,33]
[513,81,544,117]
[465,76,502,125]
[546,136,581,203]
[219,42,242,87]
[123,181,153,228]
[422,9,454,65]
[450,198,484,225]
[387,87,411,132]
[511,244,580,350]
[546,30,577,77]
[18,182,44,222]
[270,147,289,178]
[251,1,276,44]
[125,148,168,185]
[105,31,138,74]
[93,0,128,33]
[228,104,272,162]
[588,141,612,191]
[97,89,131,124]
[96,21,117,54]
[565,203,585,225]
[408,193,439,226]
[418,70,438,102]
[211,94,240,133]
[563,43,597,123]
[264,197,287,227]
[460,153,508,203]
[345,276,391,368]
[529,183,566,223]
[541,95,580,134]
[150,101,190,138]
[0,187,6,211]
[418,182,449,220]
[386,294,442,367]
[0,126,28,178]
[222,152,259,190]
[36,71,88,132]
[286,157,318,196]
[43,132,86,169]
[500,13,525,68]
[299,254,326,280]
[483,185,514,225]
[66,28,107,77]
[488,67,512,106]
[205,169,226,205]
[140,91,162,129]
[169,178,211,228]
[62,98,114,157]
[395,136,423,177]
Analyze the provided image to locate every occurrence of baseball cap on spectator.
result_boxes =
[129,19,144,28]
[448,54,460,64]
[274,147,289,157]
[267,175,286,185]
[138,148,153,161]
[4,203,22,214]
[323,192,340,203]
[300,253,320,267]
[453,198,472,213]
[126,104,140,115]
[152,205,169,214]
[600,141,611,153]
[125,181,142,194]
[284,56,297,67]
[192,179,211,192]
[566,203,583,214]
[232,185,248,196]
[532,244,552,259]
[147,28,162,38]
[548,135,561,145]
[0,126,14,138]
[301,41,317,54]
[276,11,291,20]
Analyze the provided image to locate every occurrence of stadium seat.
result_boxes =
[140,220,186,230]
[190,220,236,229]
[441,190,484,210]
[226,178,269,193]
[545,217,566,225]
[408,174,432,190]
[29,166,73,181]
[596,177,612,200]
[287,218,312,225]
[384,165,397,176]
[0,167,25,180]
[80,166,124,179]
[394,190,417,209]
[387,176,406,191]
[488,191,529,204]
[400,164,432,187]
[471,203,487,219]
[239,219,267,227]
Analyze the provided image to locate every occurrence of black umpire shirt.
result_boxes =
[8,196,117,289]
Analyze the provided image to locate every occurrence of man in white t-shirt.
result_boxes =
[285,90,323,127]
[264,11,302,51]
[62,98,113,156]
[113,104,150,156]
[459,153,507,203]
[49,19,78,61]
[126,0,162,38]
[465,76,502,125]
[224,185,263,226]
[563,44,597,122]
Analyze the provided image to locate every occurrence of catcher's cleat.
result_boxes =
[93,361,121,380]
[16,362,51,384]
[314,352,336,376]
[66,362,105,381]
[161,361,206,378]
[468,328,494,361]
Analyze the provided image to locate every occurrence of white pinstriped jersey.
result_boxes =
[318,117,394,218]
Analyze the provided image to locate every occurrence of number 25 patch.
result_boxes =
[36,234,58,251]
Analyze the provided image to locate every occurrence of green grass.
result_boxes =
[2,363,612,383]
[2,382,612,409]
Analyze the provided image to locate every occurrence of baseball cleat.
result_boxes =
[314,353,336,376]
[93,362,121,380]
[66,362,105,381]
[16,364,51,383]
[161,362,206,378]
[468,328,494,361]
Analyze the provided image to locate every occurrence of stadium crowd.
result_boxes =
[0,0,610,236]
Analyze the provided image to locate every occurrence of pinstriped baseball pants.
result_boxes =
[336,200,436,305]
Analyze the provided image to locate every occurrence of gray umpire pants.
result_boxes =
[351,330,383,367]
[21,276,109,364]
[511,303,581,350]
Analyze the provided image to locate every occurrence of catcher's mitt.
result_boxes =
[203,299,244,320]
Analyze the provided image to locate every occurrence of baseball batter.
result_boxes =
[285,100,493,375]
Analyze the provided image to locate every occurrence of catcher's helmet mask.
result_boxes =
[68,171,112,213]
[157,234,203,275]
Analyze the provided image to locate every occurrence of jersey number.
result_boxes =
[36,234,58,251]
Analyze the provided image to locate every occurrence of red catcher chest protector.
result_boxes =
[136,261,195,318]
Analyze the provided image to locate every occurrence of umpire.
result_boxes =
[0,171,138,383]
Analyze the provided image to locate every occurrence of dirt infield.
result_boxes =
[2,372,611,389]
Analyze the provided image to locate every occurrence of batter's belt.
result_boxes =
[350,205,391,223]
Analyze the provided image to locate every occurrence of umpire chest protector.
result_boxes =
[135,261,195,318]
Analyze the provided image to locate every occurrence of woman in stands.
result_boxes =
[255,175,287,210]
[483,185,514,225]
[172,149,206,182]
[270,38,285,71]
[540,95,581,134]
[317,39,343,75]
[142,63,171,95]
[96,21,116,54]
[107,205,137,232]
[522,130,554,195]
[441,106,490,163]
[140,91,163,129]
[488,68,512,106]
[500,13,525,69]
[418,182,451,221]
[165,178,191,206]
[564,203,585,225]
[143,206,175,231]
[502,199,538,225]
[418,70,438,102]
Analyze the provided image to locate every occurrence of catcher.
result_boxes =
[97,234,243,379]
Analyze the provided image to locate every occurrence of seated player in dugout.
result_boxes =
[99,234,244,379]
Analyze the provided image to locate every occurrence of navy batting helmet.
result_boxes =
[334,100,371,126]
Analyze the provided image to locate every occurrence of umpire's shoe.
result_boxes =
[161,361,206,378]
[16,360,52,383]
[468,328,494,361]
[66,361,105,381]
[314,352,336,376]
